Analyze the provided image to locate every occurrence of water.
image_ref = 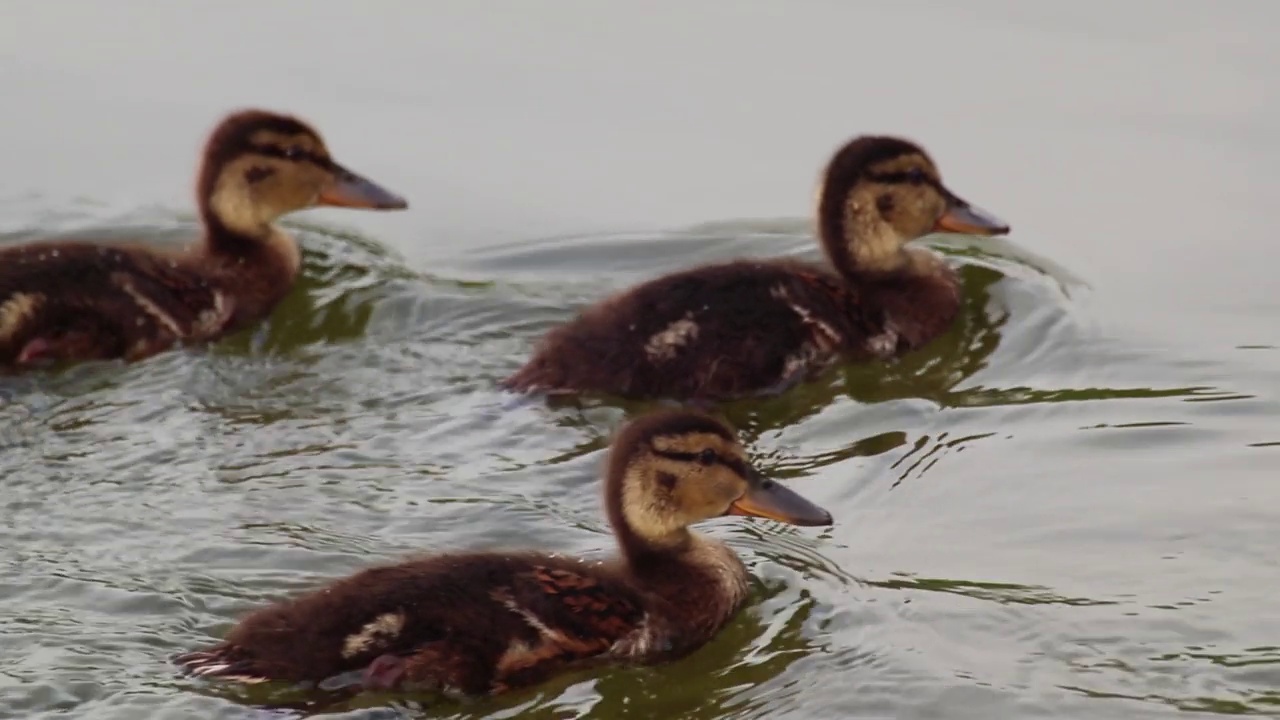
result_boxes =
[2,2,1279,718]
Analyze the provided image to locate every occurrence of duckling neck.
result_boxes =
[606,531,749,660]
[621,530,749,605]
[198,198,302,278]
[616,525,692,565]
[822,224,916,279]
[819,192,933,279]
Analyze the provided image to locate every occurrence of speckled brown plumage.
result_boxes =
[0,240,275,366]
[0,108,406,371]
[503,135,1010,401]
[174,410,833,697]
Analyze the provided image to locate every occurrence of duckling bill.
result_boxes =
[0,109,407,370]
[174,409,833,697]
[503,135,1009,401]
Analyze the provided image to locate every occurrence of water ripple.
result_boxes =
[0,213,1276,719]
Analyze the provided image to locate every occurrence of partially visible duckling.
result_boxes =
[503,136,1009,401]
[0,109,407,370]
[174,409,832,697]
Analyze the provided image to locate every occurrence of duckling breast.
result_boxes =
[856,260,964,355]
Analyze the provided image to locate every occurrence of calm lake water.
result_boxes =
[2,2,1279,718]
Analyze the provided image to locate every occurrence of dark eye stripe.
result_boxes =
[248,144,331,168]
[865,171,940,189]
[652,449,749,478]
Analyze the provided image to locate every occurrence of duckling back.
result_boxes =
[0,243,236,367]
[503,259,886,400]
[176,552,650,695]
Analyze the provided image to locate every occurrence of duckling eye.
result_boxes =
[282,146,304,159]
[906,168,927,184]
[697,449,717,466]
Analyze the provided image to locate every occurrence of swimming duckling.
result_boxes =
[503,136,1009,401]
[0,109,406,369]
[174,409,832,697]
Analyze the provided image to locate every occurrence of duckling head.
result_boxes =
[605,410,832,556]
[816,136,1009,275]
[196,109,407,238]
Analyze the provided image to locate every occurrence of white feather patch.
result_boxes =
[0,292,43,341]
[341,611,406,659]
[644,314,700,361]
[113,275,184,337]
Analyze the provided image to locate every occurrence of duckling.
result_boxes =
[174,409,832,697]
[503,136,1009,401]
[0,109,407,370]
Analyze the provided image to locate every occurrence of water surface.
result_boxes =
[2,2,1279,719]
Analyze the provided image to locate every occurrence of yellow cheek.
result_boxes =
[704,472,743,505]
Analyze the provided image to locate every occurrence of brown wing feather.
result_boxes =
[174,554,650,696]
[0,242,230,366]
[503,259,879,399]
[468,564,647,692]
[518,565,645,640]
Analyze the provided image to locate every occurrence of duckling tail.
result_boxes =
[15,338,54,366]
[501,362,554,394]
[173,645,270,684]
